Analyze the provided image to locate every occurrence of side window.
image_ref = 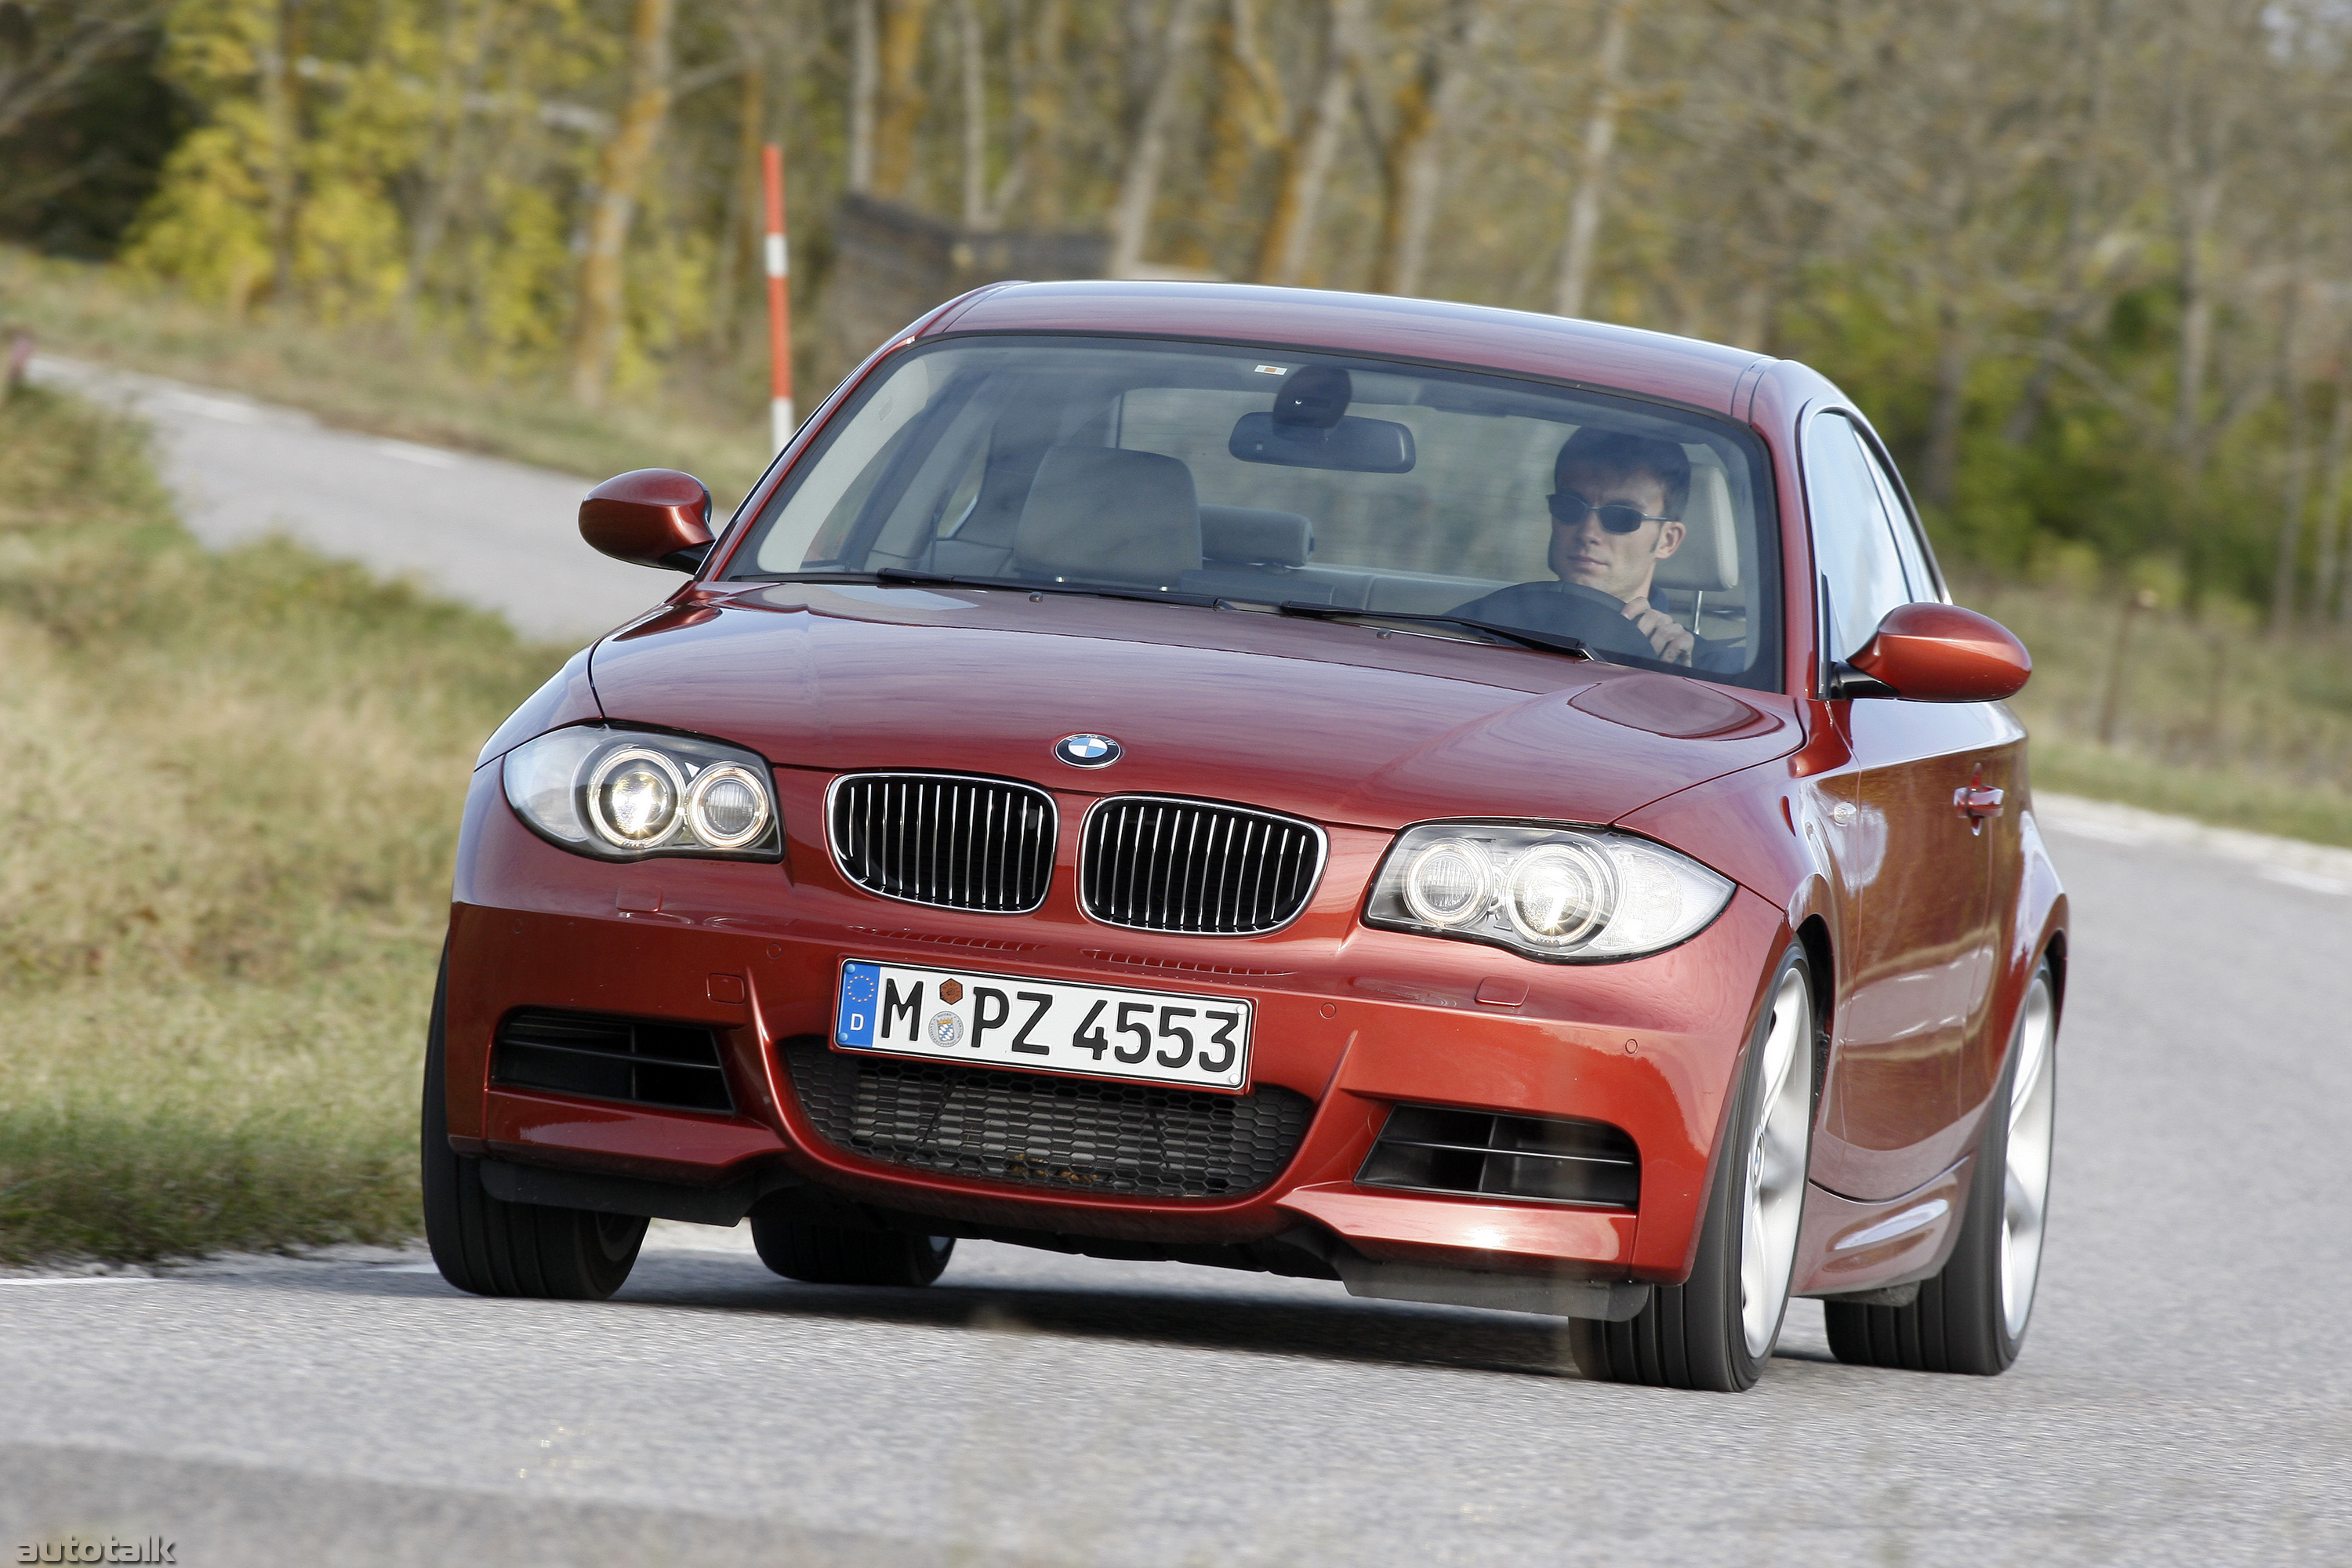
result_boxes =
[1803,412,1914,659]
[1853,433,1944,603]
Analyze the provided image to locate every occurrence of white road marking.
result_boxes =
[2038,792,2352,890]
[2044,818,2149,847]
[373,437,466,468]
[153,389,264,424]
[2262,866,2352,896]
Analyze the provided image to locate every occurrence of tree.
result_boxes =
[0,0,164,146]
[568,0,677,405]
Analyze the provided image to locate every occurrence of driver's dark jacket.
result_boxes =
[1452,582,1748,674]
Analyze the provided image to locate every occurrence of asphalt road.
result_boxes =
[5,378,2350,1565]
[28,354,676,643]
[4,809,2347,1567]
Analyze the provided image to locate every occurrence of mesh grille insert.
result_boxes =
[785,1040,1312,1199]
[493,1010,732,1113]
[829,773,1057,914]
[1080,797,1325,935]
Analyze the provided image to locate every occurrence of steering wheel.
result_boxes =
[1522,581,1662,659]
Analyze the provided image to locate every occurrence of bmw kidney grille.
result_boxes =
[1080,797,1325,935]
[828,773,1058,914]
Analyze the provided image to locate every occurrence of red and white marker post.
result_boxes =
[761,142,795,454]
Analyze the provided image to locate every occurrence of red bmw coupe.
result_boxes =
[423,281,2063,1393]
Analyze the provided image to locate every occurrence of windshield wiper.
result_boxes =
[1271,601,1602,660]
[873,567,1227,608]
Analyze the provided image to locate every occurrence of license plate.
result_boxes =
[833,959,1253,1091]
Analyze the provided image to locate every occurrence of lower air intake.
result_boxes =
[1357,1104,1639,1208]
[492,1010,732,1113]
[784,1040,1312,1199]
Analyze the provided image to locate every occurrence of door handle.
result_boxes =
[1954,784,2004,831]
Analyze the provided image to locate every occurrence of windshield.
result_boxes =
[729,335,1780,687]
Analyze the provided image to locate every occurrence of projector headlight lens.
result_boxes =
[1401,837,1491,927]
[1504,841,1615,949]
[503,727,780,861]
[590,747,684,846]
[1367,822,1731,962]
[686,764,770,849]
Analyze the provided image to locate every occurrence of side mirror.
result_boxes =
[580,468,714,572]
[1841,602,2031,702]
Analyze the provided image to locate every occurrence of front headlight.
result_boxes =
[503,726,781,861]
[1365,822,1733,961]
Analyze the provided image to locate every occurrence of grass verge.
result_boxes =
[1970,577,2352,848]
[0,384,561,1263]
[0,244,775,504]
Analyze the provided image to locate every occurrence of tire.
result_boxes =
[750,1217,954,1287]
[419,949,648,1301]
[1827,956,2057,1375]
[1570,949,1819,1392]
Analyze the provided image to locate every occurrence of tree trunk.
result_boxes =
[2167,66,2225,473]
[849,0,877,194]
[1252,0,1364,286]
[1553,0,1636,320]
[1108,0,1210,278]
[871,0,936,200]
[1015,0,1069,224]
[709,6,768,355]
[1730,278,1774,355]
[2311,346,2352,626]
[568,0,677,407]
[2271,276,2311,629]
[2172,181,2219,465]
[1921,299,1969,511]
[395,0,486,332]
[1370,0,1481,297]
[1205,0,1280,217]
[262,0,307,306]
[957,0,987,228]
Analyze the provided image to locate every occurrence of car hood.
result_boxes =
[583,583,1799,832]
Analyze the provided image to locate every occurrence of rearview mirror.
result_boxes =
[1229,412,1416,474]
[580,468,715,572]
[1843,602,2031,702]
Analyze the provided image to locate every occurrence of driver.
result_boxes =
[1454,427,1709,666]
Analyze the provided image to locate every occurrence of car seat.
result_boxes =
[1011,447,1203,588]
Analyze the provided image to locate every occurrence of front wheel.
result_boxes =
[1570,949,1819,1392]
[1827,957,2057,1374]
[419,950,648,1301]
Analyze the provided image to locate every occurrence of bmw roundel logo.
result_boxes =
[1054,733,1122,768]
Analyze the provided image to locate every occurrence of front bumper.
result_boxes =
[443,761,1788,1286]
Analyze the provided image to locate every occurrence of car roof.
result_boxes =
[927,281,1768,419]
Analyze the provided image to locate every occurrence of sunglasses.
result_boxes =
[1548,491,1675,534]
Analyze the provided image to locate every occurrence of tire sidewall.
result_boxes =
[1973,957,2059,1367]
[1715,945,1818,1385]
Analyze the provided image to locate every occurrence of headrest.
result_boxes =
[1012,447,1200,586]
[1200,505,1312,567]
[1652,462,1740,593]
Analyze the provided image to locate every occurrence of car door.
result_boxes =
[1805,410,2003,1201]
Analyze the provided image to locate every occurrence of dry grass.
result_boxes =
[0,385,562,1262]
[0,245,775,505]
[1965,575,2352,848]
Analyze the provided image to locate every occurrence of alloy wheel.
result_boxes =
[2000,975,2056,1338]
[1739,965,1814,1359]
